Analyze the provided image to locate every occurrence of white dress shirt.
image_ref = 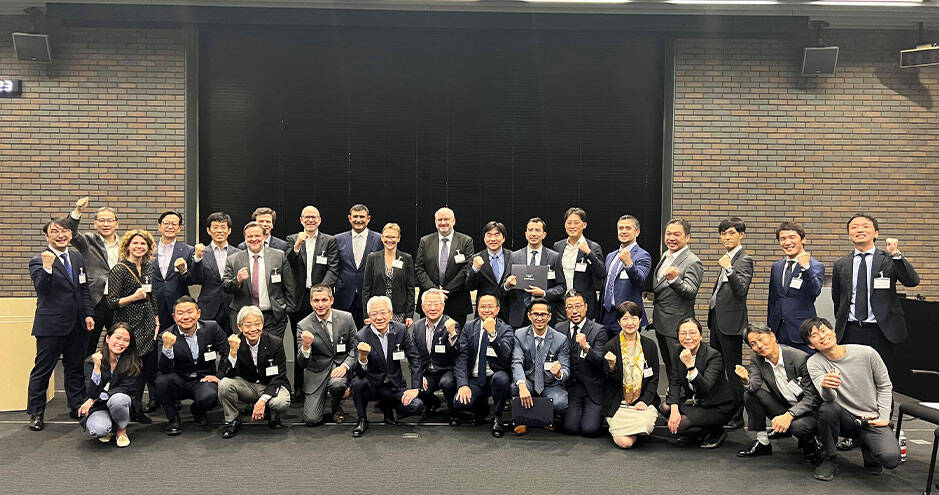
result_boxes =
[768,352,800,405]
[304,231,319,288]
[353,229,368,268]
[657,245,689,282]
[248,250,271,311]
[158,240,176,278]
[561,237,582,290]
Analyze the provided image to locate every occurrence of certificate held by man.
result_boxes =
[510,264,548,291]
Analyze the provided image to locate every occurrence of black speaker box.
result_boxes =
[13,32,52,63]
[801,46,838,76]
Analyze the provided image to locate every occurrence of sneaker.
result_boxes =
[97,433,113,444]
[116,433,130,448]
[814,457,838,481]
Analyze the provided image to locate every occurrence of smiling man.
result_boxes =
[415,207,475,323]
[189,212,241,335]
[767,222,825,354]
[467,221,513,319]
[334,204,382,329]
[152,211,194,335]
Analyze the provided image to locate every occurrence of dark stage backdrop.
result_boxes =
[199,24,665,267]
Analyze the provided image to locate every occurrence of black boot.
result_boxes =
[352,418,369,437]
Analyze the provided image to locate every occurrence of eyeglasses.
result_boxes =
[619,315,640,322]
[48,229,70,236]
[240,320,263,329]
[529,312,551,319]
[161,221,180,227]
[677,330,699,338]
[369,309,391,317]
[565,303,586,310]
[95,218,116,224]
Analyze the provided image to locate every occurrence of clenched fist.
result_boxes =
[228,334,241,357]
[664,266,680,281]
[885,238,899,255]
[75,196,90,211]
[472,256,484,271]
[162,331,177,350]
[796,251,811,268]
[577,241,591,255]
[131,287,149,302]
[357,341,371,362]
[618,248,632,266]
[236,267,250,284]
[293,231,308,251]
[718,254,732,270]
[445,318,457,337]
[91,351,103,368]
[301,330,314,349]
[734,364,749,385]
[604,351,616,369]
[482,317,496,335]
[194,243,206,258]
[504,274,517,289]
[575,332,588,350]
[174,257,188,273]
[679,348,695,368]
[41,251,56,271]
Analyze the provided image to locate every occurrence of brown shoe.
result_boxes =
[514,425,528,435]
[332,407,345,424]
[544,425,555,432]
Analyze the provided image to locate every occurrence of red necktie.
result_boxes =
[251,254,260,307]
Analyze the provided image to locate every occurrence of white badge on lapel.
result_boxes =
[873,272,890,290]
[547,269,556,280]
[271,272,282,283]
[619,270,629,280]
[316,255,328,265]
[575,262,588,273]
[486,346,497,357]
[789,276,803,290]
[454,251,466,264]
[392,259,404,269]
[204,351,218,361]
[643,366,654,378]
[392,350,405,361]
[265,365,278,376]
[336,343,346,353]
[78,267,87,284]
[434,344,446,354]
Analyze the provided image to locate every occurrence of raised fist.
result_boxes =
[228,334,241,356]
[301,330,314,348]
[91,351,103,368]
[236,267,250,284]
[472,256,484,271]
[41,250,56,270]
[796,251,811,267]
[482,317,496,335]
[161,332,177,350]
[664,266,680,281]
[445,318,457,337]
[194,243,206,258]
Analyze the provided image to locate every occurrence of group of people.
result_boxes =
[26,197,919,483]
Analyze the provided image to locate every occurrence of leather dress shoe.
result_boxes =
[221,419,241,439]
[332,407,345,424]
[143,399,160,414]
[449,416,460,427]
[724,417,745,430]
[69,409,80,420]
[513,425,528,436]
[193,413,210,427]
[768,430,791,440]
[836,437,859,451]
[268,418,283,429]
[737,440,773,457]
[28,415,44,431]
[131,411,152,424]
[491,417,505,438]
[383,410,398,426]
[164,416,182,436]
[422,396,441,419]
[699,431,727,449]
[352,418,368,437]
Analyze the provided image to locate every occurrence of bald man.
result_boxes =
[415,207,475,323]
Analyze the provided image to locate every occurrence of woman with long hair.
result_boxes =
[78,322,142,447]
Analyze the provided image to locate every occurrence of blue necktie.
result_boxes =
[605,258,622,310]
[529,250,537,266]
[438,238,449,286]
[491,254,503,281]
[534,336,545,394]
[60,253,73,281]
[476,330,489,387]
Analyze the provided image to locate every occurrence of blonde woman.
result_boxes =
[362,223,416,326]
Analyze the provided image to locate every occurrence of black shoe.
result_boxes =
[192,413,209,427]
[69,409,80,420]
[836,437,858,451]
[814,457,838,481]
[449,416,460,427]
[491,417,505,438]
[291,393,304,405]
[800,437,822,465]
[864,462,884,476]
[737,440,773,457]
[724,417,744,430]
[143,399,160,414]
[268,418,283,429]
[675,435,697,446]
[422,396,441,419]
[221,419,241,439]
[131,411,153,424]
[352,418,368,437]
[383,409,398,426]
[28,415,44,431]
[165,416,182,436]
[768,430,792,440]
[700,431,727,449]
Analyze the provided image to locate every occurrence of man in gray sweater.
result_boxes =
[800,317,900,482]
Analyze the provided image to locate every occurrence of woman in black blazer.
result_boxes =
[602,301,661,449]
[78,322,142,447]
[362,223,416,326]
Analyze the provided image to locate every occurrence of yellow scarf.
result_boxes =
[620,332,645,405]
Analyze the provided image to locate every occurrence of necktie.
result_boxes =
[251,255,261,307]
[783,260,795,287]
[438,238,449,286]
[856,252,869,321]
[570,323,579,342]
[60,253,73,281]
[353,234,365,268]
[529,250,537,266]
[476,330,489,386]
[426,322,434,354]
[534,336,546,394]
[491,254,503,281]
[605,258,622,310]
[324,320,333,342]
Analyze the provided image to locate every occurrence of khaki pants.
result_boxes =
[218,376,290,423]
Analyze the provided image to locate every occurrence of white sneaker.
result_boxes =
[116,433,130,448]
[97,433,112,444]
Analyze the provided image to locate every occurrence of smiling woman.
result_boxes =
[78,322,142,448]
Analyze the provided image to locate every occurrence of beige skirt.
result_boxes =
[607,403,659,437]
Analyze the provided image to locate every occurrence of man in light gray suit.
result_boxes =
[222,222,297,338]
[652,218,703,381]
[296,284,358,426]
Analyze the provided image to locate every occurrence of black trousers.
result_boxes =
[27,326,88,416]
[133,347,159,413]
[562,382,603,436]
[817,401,900,468]
[86,297,113,357]
[842,322,895,379]
[350,377,424,419]
[656,333,682,382]
[418,369,457,408]
[452,370,512,418]
[661,400,736,439]
[709,331,744,417]
[153,373,220,419]
[743,388,816,441]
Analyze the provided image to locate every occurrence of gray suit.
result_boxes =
[651,247,703,380]
[222,247,296,338]
[61,213,115,355]
[295,308,358,424]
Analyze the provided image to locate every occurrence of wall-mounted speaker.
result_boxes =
[801,46,838,77]
[12,32,52,63]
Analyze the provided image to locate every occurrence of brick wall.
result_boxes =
[0,17,186,296]
[672,29,939,340]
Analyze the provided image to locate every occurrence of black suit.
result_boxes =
[362,251,416,320]
[350,322,425,419]
[61,214,116,355]
[505,247,566,328]
[415,231,475,323]
[452,318,515,418]
[412,316,461,407]
[190,244,241,335]
[557,319,609,435]
[742,344,820,442]
[552,238,606,320]
[601,334,661,417]
[706,248,753,420]
[465,249,513,320]
[663,344,735,439]
[154,320,230,419]
[218,332,290,396]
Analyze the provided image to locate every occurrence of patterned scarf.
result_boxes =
[620,332,645,405]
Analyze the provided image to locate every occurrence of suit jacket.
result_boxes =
[61,214,113,305]
[600,244,653,327]
[362,250,416,318]
[745,344,821,419]
[666,343,734,407]
[156,320,229,379]
[222,247,297,324]
[414,231,475,318]
[454,317,515,388]
[218,332,290,396]
[651,248,703,338]
[412,315,461,374]
[552,238,606,319]
[29,248,94,337]
[189,244,241,321]
[511,325,571,388]
[333,229,382,309]
[237,235,289,251]
[767,256,824,347]
[465,249,514,319]
[151,241,194,329]
[601,334,661,416]
[505,247,566,328]
[831,249,919,344]
[294,308,358,394]
[286,231,340,306]
[81,357,137,427]
[353,321,422,390]
[556,319,608,404]
[706,248,754,337]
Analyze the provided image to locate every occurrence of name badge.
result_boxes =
[619,270,629,280]
[392,350,405,361]
[103,382,110,392]
[454,253,466,264]
[316,255,328,265]
[265,365,279,376]
[336,343,346,353]
[543,361,554,371]
[643,366,654,378]
[486,346,497,357]
[204,351,218,361]
[434,344,446,353]
[873,277,890,289]
[789,277,803,290]
[392,259,404,269]
[575,262,588,273]
[78,269,87,284]
[547,270,556,280]
[142,283,153,293]
[271,273,282,283]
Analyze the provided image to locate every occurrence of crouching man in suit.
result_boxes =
[217,305,291,438]
[296,284,357,426]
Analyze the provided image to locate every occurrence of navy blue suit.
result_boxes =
[767,257,825,353]
[350,322,425,419]
[453,318,515,418]
[599,244,652,335]
[557,319,608,435]
[151,242,194,330]
[189,244,241,334]
[28,248,95,416]
[334,229,382,328]
[412,316,461,407]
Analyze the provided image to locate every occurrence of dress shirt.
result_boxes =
[657,245,689,282]
[438,232,455,256]
[248,250,271,311]
[304,231,319,288]
[850,246,877,323]
[561,237,583,290]
[471,325,495,378]
[161,324,201,361]
[44,246,71,275]
[158,240,176,278]
[100,234,119,294]
[361,325,390,369]
[527,246,542,266]
[353,229,368,268]
[768,352,800,405]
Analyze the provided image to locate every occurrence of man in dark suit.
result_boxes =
[553,207,605,320]
[295,284,358,426]
[222,221,296,338]
[236,206,289,251]
[600,214,652,338]
[453,294,515,437]
[504,217,565,327]
[63,196,119,356]
[350,296,424,437]
[286,205,340,398]
[706,217,754,429]
[558,291,608,437]
[412,289,461,423]
[467,221,513,319]
[735,324,821,462]
[832,213,919,378]
[26,217,96,430]
[154,296,229,435]
[217,305,291,438]
[415,207,475,323]
[333,204,382,329]
[652,218,704,381]
[152,211,194,334]
[189,212,240,335]
[768,222,825,354]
